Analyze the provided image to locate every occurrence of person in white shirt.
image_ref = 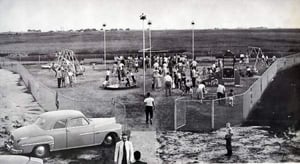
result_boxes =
[196,82,206,103]
[56,67,62,88]
[114,133,134,164]
[217,83,226,104]
[143,92,155,124]
[153,61,159,69]
[191,68,197,87]
[191,60,197,70]
[164,72,173,96]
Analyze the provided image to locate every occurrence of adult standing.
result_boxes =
[68,69,74,87]
[217,83,226,104]
[164,72,172,96]
[114,133,134,164]
[196,82,206,103]
[191,68,197,88]
[191,60,197,70]
[144,92,155,124]
[56,67,62,88]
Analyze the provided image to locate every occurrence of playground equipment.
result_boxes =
[102,62,137,90]
[247,46,266,72]
[48,49,84,76]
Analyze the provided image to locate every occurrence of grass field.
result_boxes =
[1,29,300,61]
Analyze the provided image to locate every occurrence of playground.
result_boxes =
[0,28,299,163]
[22,47,271,131]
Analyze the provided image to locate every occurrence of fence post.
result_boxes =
[211,100,214,129]
[174,99,177,131]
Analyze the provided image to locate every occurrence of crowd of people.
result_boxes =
[102,56,138,88]
[54,65,76,88]
[104,53,236,104]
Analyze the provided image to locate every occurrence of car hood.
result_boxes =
[11,124,43,140]
[90,117,116,126]
[0,155,43,164]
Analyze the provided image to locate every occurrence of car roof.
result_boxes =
[0,155,43,164]
[40,110,85,121]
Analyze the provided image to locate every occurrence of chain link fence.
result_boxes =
[175,53,300,131]
[0,57,127,131]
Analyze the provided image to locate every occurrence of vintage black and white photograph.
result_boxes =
[0,0,299,163]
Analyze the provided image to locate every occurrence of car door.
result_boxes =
[51,119,67,150]
[66,117,94,148]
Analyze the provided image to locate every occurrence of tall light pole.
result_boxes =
[191,21,195,60]
[140,13,146,96]
[103,24,107,69]
[148,20,152,69]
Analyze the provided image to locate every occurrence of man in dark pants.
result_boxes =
[56,68,62,88]
[217,83,226,104]
[143,92,155,125]
[132,151,147,164]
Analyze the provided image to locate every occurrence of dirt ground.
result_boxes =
[157,126,300,163]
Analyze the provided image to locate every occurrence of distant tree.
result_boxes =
[125,28,130,31]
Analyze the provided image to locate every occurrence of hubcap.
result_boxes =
[35,146,45,157]
[105,135,113,144]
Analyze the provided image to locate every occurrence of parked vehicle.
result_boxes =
[0,155,43,164]
[5,110,122,158]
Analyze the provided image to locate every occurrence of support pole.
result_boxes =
[211,100,215,129]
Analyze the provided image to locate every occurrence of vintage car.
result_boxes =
[0,155,43,164]
[5,110,122,158]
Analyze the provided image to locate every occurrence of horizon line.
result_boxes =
[1,27,300,33]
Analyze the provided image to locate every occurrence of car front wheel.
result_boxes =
[33,145,49,158]
[102,133,117,147]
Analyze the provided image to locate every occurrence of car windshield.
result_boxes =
[34,117,48,130]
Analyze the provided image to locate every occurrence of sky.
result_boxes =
[0,0,299,32]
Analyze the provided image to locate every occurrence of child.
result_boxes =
[130,71,136,84]
[184,79,193,97]
[225,122,233,156]
[125,72,131,87]
[228,89,234,107]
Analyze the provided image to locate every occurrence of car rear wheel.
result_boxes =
[102,133,117,146]
[33,145,49,158]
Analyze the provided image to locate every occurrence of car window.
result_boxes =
[68,117,89,128]
[53,120,67,129]
[34,117,48,130]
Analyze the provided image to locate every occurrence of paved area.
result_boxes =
[131,131,162,164]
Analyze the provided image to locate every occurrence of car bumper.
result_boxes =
[4,141,23,154]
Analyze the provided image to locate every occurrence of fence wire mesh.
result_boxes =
[0,57,127,131]
[175,53,300,132]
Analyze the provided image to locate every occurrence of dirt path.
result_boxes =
[131,131,162,163]
[0,69,44,151]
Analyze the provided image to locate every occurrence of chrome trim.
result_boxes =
[4,142,23,154]
[94,127,121,134]
[21,141,54,147]
[79,127,121,136]
[79,132,94,136]
[51,143,99,151]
